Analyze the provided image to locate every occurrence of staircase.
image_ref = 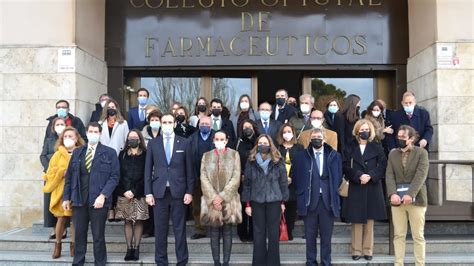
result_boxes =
[0,220,473,265]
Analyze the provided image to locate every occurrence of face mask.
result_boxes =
[372,111,381,118]
[87,133,100,145]
[240,102,250,110]
[328,106,339,114]
[300,104,311,114]
[311,119,322,129]
[359,131,370,140]
[397,139,408,149]
[257,144,271,154]
[63,138,76,148]
[288,102,297,108]
[243,128,254,138]
[138,96,148,106]
[283,133,294,142]
[128,139,140,148]
[107,108,117,117]
[162,124,174,136]
[150,121,161,130]
[200,125,211,134]
[403,105,415,113]
[56,108,68,118]
[176,115,186,123]
[214,141,227,150]
[100,101,107,108]
[311,138,323,149]
[211,109,221,117]
[259,111,271,121]
[198,105,207,113]
[55,125,66,135]
[276,98,286,106]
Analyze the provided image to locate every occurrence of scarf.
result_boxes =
[256,152,271,175]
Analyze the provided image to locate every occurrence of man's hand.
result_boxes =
[419,139,428,149]
[402,195,413,205]
[390,194,401,206]
[245,206,252,217]
[281,203,286,213]
[146,195,155,206]
[62,200,71,211]
[183,193,193,205]
[287,177,292,185]
[93,194,106,209]
[383,125,394,134]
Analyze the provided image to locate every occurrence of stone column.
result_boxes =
[407,0,473,208]
[0,0,106,231]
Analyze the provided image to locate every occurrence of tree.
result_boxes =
[311,78,347,111]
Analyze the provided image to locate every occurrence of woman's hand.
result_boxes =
[245,206,252,217]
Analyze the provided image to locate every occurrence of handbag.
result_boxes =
[338,158,352,198]
[279,213,289,241]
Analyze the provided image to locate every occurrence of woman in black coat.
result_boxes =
[276,123,304,240]
[174,106,196,138]
[324,99,345,152]
[342,119,387,261]
[236,119,259,242]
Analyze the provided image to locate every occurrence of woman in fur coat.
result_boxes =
[200,130,242,266]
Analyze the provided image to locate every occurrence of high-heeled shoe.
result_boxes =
[52,242,62,259]
[70,242,74,257]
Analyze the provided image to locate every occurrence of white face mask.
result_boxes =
[283,133,294,142]
[372,111,381,118]
[162,124,174,136]
[214,141,227,150]
[63,138,76,148]
[55,125,66,135]
[300,104,311,114]
[311,119,322,129]
[100,100,107,108]
[87,133,100,145]
[240,102,250,110]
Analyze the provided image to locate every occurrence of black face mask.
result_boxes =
[198,105,207,113]
[257,145,270,154]
[397,139,408,149]
[243,128,254,138]
[276,98,286,106]
[359,131,370,140]
[128,139,140,148]
[211,108,222,117]
[311,138,323,149]
[107,108,117,117]
[176,115,186,123]
[288,102,297,108]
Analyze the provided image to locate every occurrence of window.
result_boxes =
[212,78,252,116]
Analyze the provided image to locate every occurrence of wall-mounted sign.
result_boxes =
[57,48,76,72]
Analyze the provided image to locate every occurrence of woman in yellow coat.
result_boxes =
[43,126,85,259]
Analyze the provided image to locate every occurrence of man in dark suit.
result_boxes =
[62,122,120,266]
[271,89,297,123]
[145,113,195,266]
[289,94,314,137]
[189,116,215,239]
[257,102,283,142]
[388,92,433,151]
[127,88,150,130]
[45,99,87,141]
[292,128,343,266]
[209,98,236,148]
[89,93,110,123]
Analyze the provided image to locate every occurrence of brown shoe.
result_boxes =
[70,242,74,257]
[52,242,62,259]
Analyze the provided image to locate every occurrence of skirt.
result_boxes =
[115,196,149,222]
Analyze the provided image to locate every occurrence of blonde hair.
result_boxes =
[100,99,125,123]
[54,126,86,151]
[352,119,376,142]
[249,134,281,163]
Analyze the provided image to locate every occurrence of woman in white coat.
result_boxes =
[99,99,129,155]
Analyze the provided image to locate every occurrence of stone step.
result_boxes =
[1,228,474,255]
[1,250,474,266]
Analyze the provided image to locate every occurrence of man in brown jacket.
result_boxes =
[298,110,338,151]
[386,125,429,266]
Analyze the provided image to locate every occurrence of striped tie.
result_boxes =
[85,147,94,173]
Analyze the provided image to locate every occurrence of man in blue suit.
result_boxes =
[257,102,283,142]
[145,113,195,266]
[271,89,297,123]
[388,92,433,151]
[127,88,149,130]
[63,122,120,266]
[292,128,343,266]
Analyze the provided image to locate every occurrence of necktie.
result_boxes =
[304,115,309,123]
[139,108,145,121]
[315,152,321,175]
[263,121,269,134]
[407,113,413,120]
[213,118,219,131]
[85,146,94,173]
[165,137,171,164]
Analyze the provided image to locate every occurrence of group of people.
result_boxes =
[40,87,433,266]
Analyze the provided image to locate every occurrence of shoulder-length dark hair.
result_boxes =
[365,100,385,121]
[124,129,147,152]
[341,94,361,124]
[194,97,209,115]
[248,134,282,163]
[240,119,260,137]
[276,123,297,146]
[236,94,253,115]
[100,99,125,123]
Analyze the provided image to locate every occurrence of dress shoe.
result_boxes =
[133,246,140,261]
[191,233,206,240]
[124,248,134,261]
[52,242,62,259]
[70,242,74,257]
[352,255,361,260]
[364,255,373,261]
